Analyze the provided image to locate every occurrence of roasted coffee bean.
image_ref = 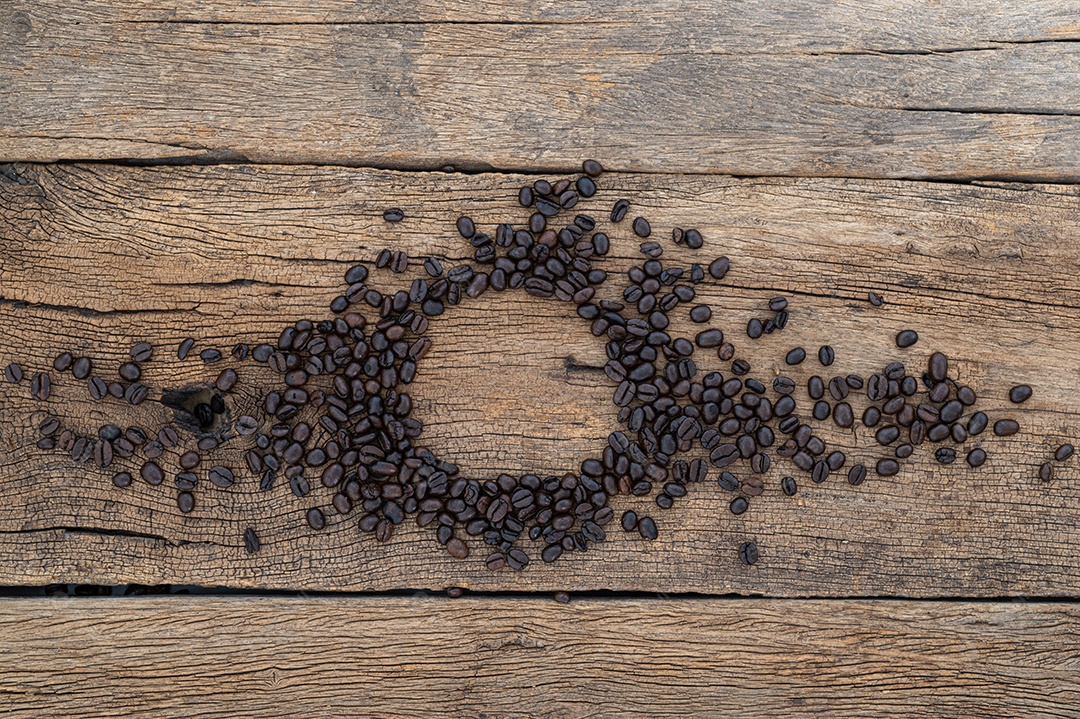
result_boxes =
[738,542,758,565]
[383,208,405,222]
[746,318,763,339]
[177,492,195,513]
[130,342,154,362]
[895,444,913,459]
[632,217,651,238]
[994,419,1020,436]
[729,497,748,515]
[112,472,133,488]
[828,376,849,401]
[124,382,148,405]
[818,345,835,366]
[72,357,91,379]
[194,403,213,427]
[895,330,918,348]
[637,516,659,540]
[868,291,884,306]
[847,464,867,486]
[30,372,51,401]
[200,348,223,364]
[935,447,957,464]
[966,449,987,468]
[179,451,201,470]
[242,527,260,554]
[4,363,23,383]
[178,338,195,360]
[708,257,730,280]
[875,458,899,476]
[785,347,806,365]
[621,510,638,532]
[781,476,797,495]
[53,352,73,372]
[696,329,724,348]
[811,461,829,484]
[209,465,235,488]
[94,439,113,468]
[929,352,948,382]
[216,368,238,392]
[1009,385,1032,404]
[118,362,141,381]
[717,471,740,492]
[1056,444,1075,462]
[88,376,107,400]
[967,412,988,436]
[833,402,854,428]
[38,416,60,436]
[141,461,164,485]
[1040,462,1054,482]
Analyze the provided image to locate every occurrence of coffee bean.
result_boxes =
[638,516,658,540]
[1040,462,1054,482]
[818,345,835,366]
[631,217,652,238]
[784,348,806,365]
[38,416,60,436]
[847,465,867,486]
[88,376,107,400]
[141,461,164,485]
[112,472,133,488]
[71,357,91,379]
[738,542,758,565]
[935,447,956,464]
[696,329,724,348]
[811,461,829,483]
[729,497,748,515]
[966,449,987,468]
[994,419,1020,436]
[1009,385,1032,404]
[94,440,113,468]
[53,352,73,372]
[1056,444,1074,462]
[200,348,222,364]
[582,159,603,177]
[177,492,195,513]
[178,338,195,360]
[708,257,730,280]
[4,363,22,383]
[130,342,154,363]
[967,412,988,436]
[30,372,50,400]
[875,459,899,476]
[383,208,404,222]
[868,291,884,306]
[610,199,630,223]
[781,476,797,495]
[746,318,763,339]
[117,362,140,382]
[929,352,948,382]
[895,330,918,348]
[833,402,854,428]
[124,383,148,405]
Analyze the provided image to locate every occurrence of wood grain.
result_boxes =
[1,164,1080,596]
[1,596,1077,718]
[2,1,1080,178]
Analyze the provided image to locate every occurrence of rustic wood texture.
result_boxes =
[1,163,1079,595]
[3,1,1080,178]
[1,596,1078,718]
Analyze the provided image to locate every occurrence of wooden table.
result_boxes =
[2,2,1079,716]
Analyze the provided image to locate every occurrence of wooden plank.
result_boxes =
[1,163,1079,595]
[2,1,1080,178]
[0,596,1077,718]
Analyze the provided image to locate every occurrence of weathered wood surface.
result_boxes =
[1,164,1079,595]
[3,1,1080,179]
[1,596,1077,718]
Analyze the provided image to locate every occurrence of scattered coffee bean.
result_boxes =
[738,542,758,565]
[1009,385,1032,404]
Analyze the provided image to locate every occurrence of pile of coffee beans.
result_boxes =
[6,159,1061,571]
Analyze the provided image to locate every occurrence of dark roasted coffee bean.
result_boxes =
[957,386,976,406]
[1056,444,1075,462]
[118,362,141,381]
[179,451,201,470]
[124,382,148,405]
[895,330,918,348]
[72,357,91,379]
[88,376,107,400]
[746,318,763,339]
[306,508,326,530]
[828,376,849,401]
[833,402,854,428]
[929,352,948,382]
[994,419,1020,436]
[965,448,987,468]
[632,217,651,238]
[866,374,888,402]
[423,257,444,278]
[200,348,222,364]
[717,471,739,492]
[895,444,913,459]
[689,305,712,323]
[813,401,830,421]
[38,416,60,436]
[781,476,797,495]
[935,447,956,464]
[141,461,164,485]
[621,510,638,532]
[177,492,195,513]
[696,329,724,348]
[1009,385,1032,404]
[768,297,787,312]
[94,439,113,468]
[868,291,884,306]
[4,363,22,383]
[53,352,73,372]
[785,347,806,365]
[456,216,475,239]
[708,257,730,280]
[112,471,133,488]
[729,497,748,515]
[818,345,835,366]
[130,342,153,363]
[194,403,213,427]
[940,400,963,424]
[636,516,658,540]
[209,465,235,488]
[235,415,258,435]
[178,338,195,360]
[967,412,988,436]
[875,458,899,476]
[582,159,603,177]
[30,372,51,400]
[1040,462,1054,482]
[738,542,758,565]
[610,199,630,223]
[842,464,865,486]
[383,208,404,222]
[811,461,829,484]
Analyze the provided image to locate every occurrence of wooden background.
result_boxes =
[2,1,1080,716]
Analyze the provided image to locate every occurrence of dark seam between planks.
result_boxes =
[0,525,214,548]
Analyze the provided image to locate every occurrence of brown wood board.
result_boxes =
[0,164,1078,595]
